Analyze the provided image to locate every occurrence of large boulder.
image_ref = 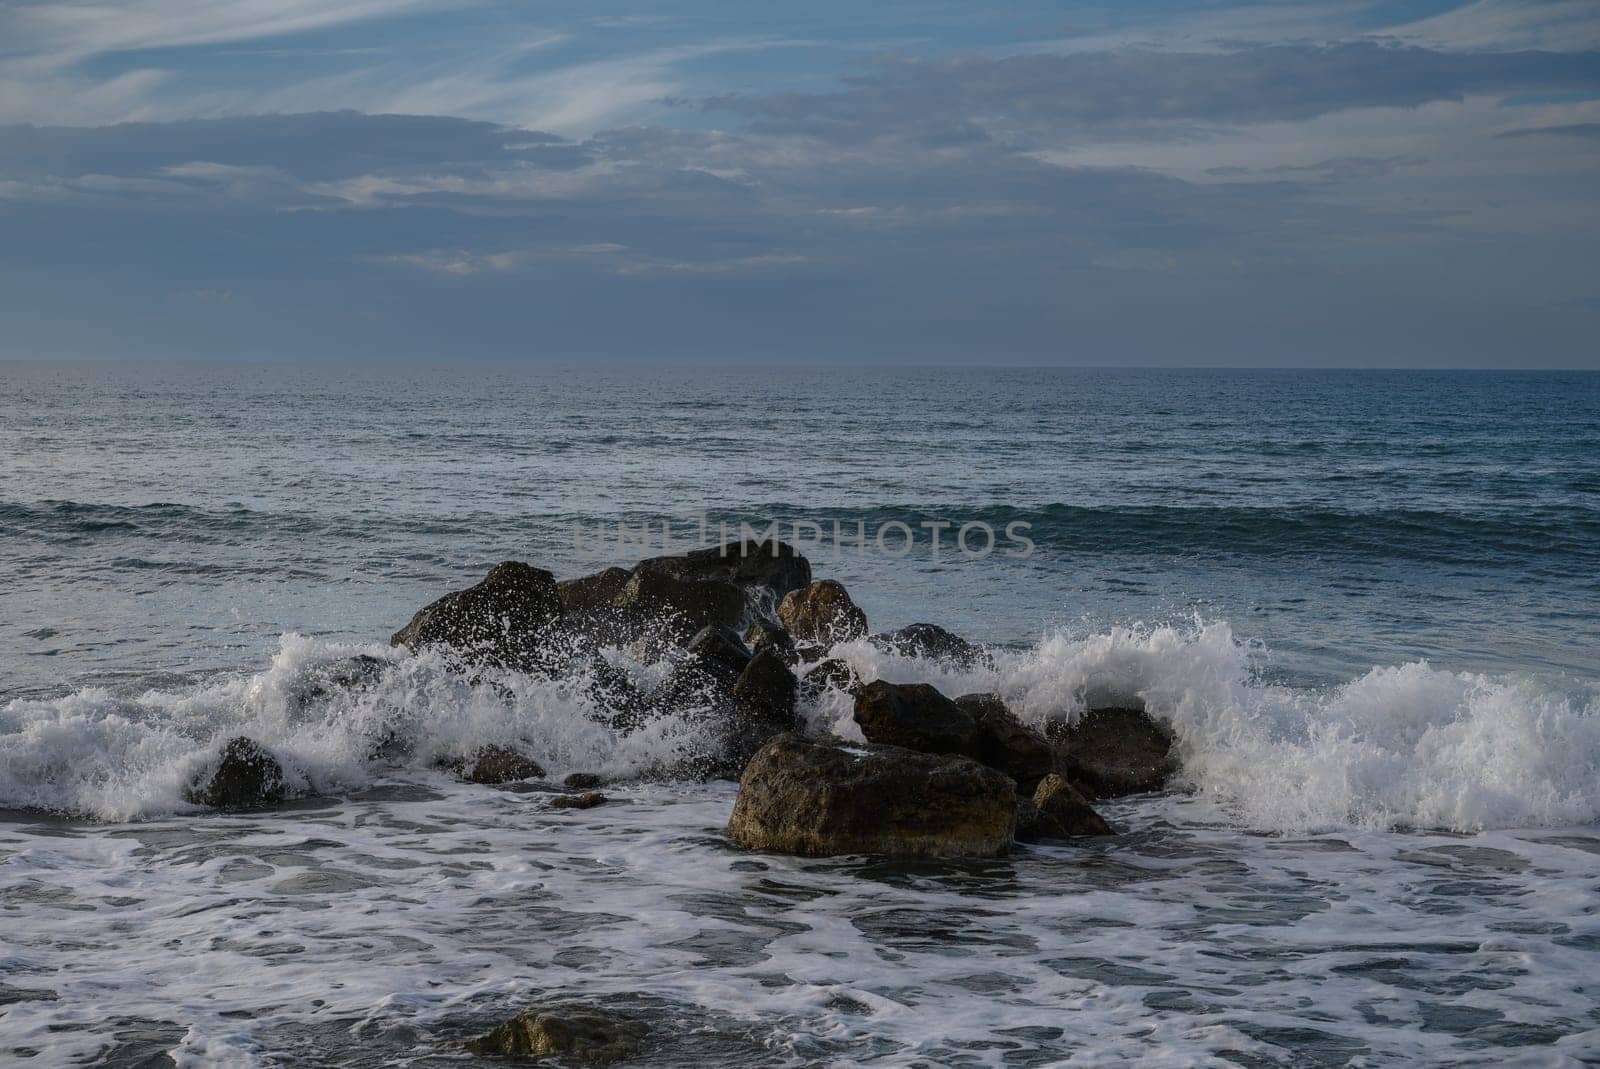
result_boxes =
[466,1005,646,1064]
[1051,706,1178,797]
[635,538,811,603]
[391,562,560,668]
[1020,773,1113,840]
[185,737,287,810]
[777,580,868,645]
[853,680,979,757]
[727,734,1018,858]
[956,693,1056,796]
[606,569,746,642]
[556,567,631,613]
[870,623,989,668]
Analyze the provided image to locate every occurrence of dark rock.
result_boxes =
[606,569,746,642]
[466,1005,645,1063]
[1051,706,1178,797]
[744,618,799,665]
[727,734,1018,858]
[870,622,989,668]
[956,693,1056,796]
[563,772,603,789]
[635,538,811,602]
[1022,773,1113,839]
[685,625,755,684]
[557,567,631,613]
[777,580,868,645]
[185,737,287,810]
[648,625,752,716]
[732,648,797,724]
[550,791,608,810]
[798,657,863,702]
[853,680,979,757]
[585,657,650,722]
[446,745,545,785]
[391,562,560,669]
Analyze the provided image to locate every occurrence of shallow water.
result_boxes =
[2,364,1598,1065]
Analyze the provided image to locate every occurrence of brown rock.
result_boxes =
[777,580,868,645]
[1052,706,1178,797]
[448,745,545,785]
[466,1005,645,1063]
[853,680,979,757]
[556,567,631,613]
[956,693,1056,796]
[550,791,607,810]
[1022,773,1113,839]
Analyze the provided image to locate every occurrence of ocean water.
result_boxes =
[1,363,1598,1066]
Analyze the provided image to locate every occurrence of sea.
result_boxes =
[1,362,1597,1067]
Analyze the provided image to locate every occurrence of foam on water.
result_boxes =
[3,620,1596,833]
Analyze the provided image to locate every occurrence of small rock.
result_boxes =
[391,561,560,668]
[1051,706,1178,797]
[853,680,979,757]
[563,772,604,789]
[185,737,287,810]
[1023,773,1113,839]
[870,623,989,667]
[550,791,607,810]
[466,1005,646,1064]
[450,745,545,785]
[777,580,868,644]
[727,733,1017,858]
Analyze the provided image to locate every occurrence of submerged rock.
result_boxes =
[1020,773,1113,840]
[869,622,989,668]
[445,745,545,785]
[550,791,608,810]
[391,562,561,668]
[185,737,287,810]
[466,1005,645,1063]
[727,734,1017,858]
[635,538,811,602]
[853,680,979,757]
[956,693,1056,796]
[777,579,868,645]
[1052,706,1178,797]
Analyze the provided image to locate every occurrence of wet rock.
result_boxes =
[391,562,560,668]
[853,680,980,757]
[870,622,989,668]
[732,648,797,724]
[185,737,287,810]
[777,579,868,645]
[744,618,799,666]
[606,569,746,642]
[466,1005,645,1063]
[1021,773,1113,839]
[798,657,863,702]
[557,567,631,613]
[550,791,608,810]
[445,745,545,785]
[727,734,1018,858]
[956,693,1056,796]
[563,772,603,789]
[1051,706,1178,797]
[635,538,811,602]
[649,625,752,715]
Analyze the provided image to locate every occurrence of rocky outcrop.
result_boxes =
[1020,773,1112,840]
[466,1005,646,1063]
[556,567,631,613]
[956,693,1056,796]
[777,580,868,645]
[445,745,545,785]
[870,623,989,667]
[635,538,811,602]
[727,734,1017,858]
[1051,706,1178,797]
[185,737,287,810]
[392,562,561,668]
[853,680,979,757]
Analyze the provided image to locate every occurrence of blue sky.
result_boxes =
[2,0,1598,364]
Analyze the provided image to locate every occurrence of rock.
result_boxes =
[635,538,811,602]
[447,745,545,785]
[557,567,631,613]
[606,569,746,641]
[1022,773,1113,839]
[684,625,755,685]
[777,580,868,645]
[466,1005,645,1063]
[727,734,1018,858]
[744,618,799,665]
[550,791,607,810]
[870,623,989,668]
[956,693,1056,796]
[391,562,560,668]
[1051,706,1178,797]
[853,680,979,757]
[649,625,753,715]
[732,648,798,724]
[185,737,287,810]
[563,772,603,789]
[798,657,863,702]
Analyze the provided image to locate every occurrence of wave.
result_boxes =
[3,622,1595,832]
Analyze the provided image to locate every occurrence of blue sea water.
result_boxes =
[1,363,1598,1066]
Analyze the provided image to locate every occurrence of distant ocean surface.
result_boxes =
[2,363,1598,1067]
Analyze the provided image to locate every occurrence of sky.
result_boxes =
[1,0,1598,365]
